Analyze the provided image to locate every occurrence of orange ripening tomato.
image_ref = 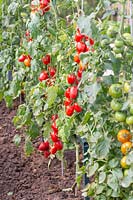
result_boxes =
[121,142,132,155]
[74,55,80,63]
[120,156,129,169]
[79,61,88,71]
[117,129,132,143]
[24,58,31,67]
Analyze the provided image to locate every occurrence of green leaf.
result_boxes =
[95,137,111,159]
[109,158,119,168]
[26,122,39,139]
[47,86,58,106]
[96,184,105,195]
[24,137,34,156]
[84,82,101,104]
[126,151,133,165]
[13,134,21,147]
[82,111,91,125]
[121,175,133,188]
[107,174,118,191]
[88,162,99,177]
[35,113,44,126]
[99,171,106,184]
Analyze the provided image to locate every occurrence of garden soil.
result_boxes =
[0,100,83,200]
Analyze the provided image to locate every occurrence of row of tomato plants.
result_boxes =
[1,0,133,199]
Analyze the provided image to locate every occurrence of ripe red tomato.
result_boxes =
[64,88,71,98]
[67,74,76,84]
[39,71,49,81]
[74,103,82,113]
[49,67,56,77]
[54,141,63,150]
[25,30,30,37]
[38,141,49,151]
[51,114,58,122]
[75,32,84,42]
[76,42,87,54]
[66,105,74,116]
[70,86,78,99]
[18,54,27,62]
[44,151,50,158]
[51,122,58,133]
[42,54,51,65]
[50,146,57,154]
[77,69,82,78]
[40,0,49,8]
[74,55,80,63]
[50,132,59,142]
[89,38,94,46]
[64,98,72,106]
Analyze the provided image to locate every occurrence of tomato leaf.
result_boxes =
[24,137,34,156]
[88,162,99,177]
[47,86,58,106]
[95,137,111,159]
[13,134,21,147]
[99,171,106,184]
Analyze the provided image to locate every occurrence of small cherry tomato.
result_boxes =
[121,142,132,155]
[74,103,82,113]
[50,132,59,142]
[74,55,80,63]
[24,58,31,67]
[67,74,76,84]
[66,105,74,116]
[64,88,71,98]
[120,156,129,169]
[50,146,57,154]
[54,141,63,150]
[42,54,51,65]
[38,141,49,151]
[70,86,78,99]
[117,129,131,143]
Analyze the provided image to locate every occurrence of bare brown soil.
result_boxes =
[0,100,83,200]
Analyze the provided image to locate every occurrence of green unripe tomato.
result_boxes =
[101,39,110,48]
[107,26,118,38]
[126,116,133,125]
[130,105,133,115]
[115,112,126,122]
[124,169,129,176]
[109,84,122,98]
[113,47,124,54]
[123,82,130,93]
[115,53,123,59]
[110,99,122,111]
[123,33,133,46]
[114,39,124,48]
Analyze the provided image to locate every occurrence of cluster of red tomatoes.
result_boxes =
[64,76,82,116]
[38,115,63,158]
[31,0,50,15]
[117,129,132,169]
[64,28,95,117]
[39,54,56,86]
[18,54,32,67]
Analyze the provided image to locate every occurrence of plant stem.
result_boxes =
[75,142,80,196]
[129,0,133,37]
[120,0,126,35]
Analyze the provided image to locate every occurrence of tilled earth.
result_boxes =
[0,101,83,200]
